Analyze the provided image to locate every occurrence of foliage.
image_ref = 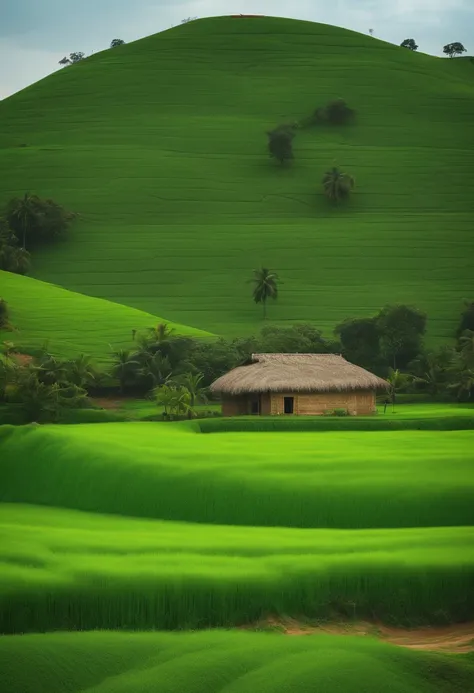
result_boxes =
[153,383,193,418]
[0,298,8,328]
[322,166,355,202]
[110,349,140,393]
[386,367,411,407]
[0,219,30,274]
[443,42,467,58]
[376,304,427,370]
[251,267,280,318]
[315,98,355,125]
[110,39,125,48]
[59,52,86,66]
[323,407,348,416]
[456,299,474,338]
[181,17,198,23]
[335,317,381,369]
[172,371,207,406]
[408,348,452,397]
[267,126,294,164]
[400,38,418,51]
[5,193,76,249]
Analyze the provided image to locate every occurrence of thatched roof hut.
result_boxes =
[211,354,389,417]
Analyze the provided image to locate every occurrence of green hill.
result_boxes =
[0,16,473,340]
[2,631,473,693]
[0,271,211,361]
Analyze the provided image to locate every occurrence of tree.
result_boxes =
[251,267,280,319]
[408,349,451,397]
[456,300,474,339]
[65,353,98,388]
[0,219,30,274]
[443,42,466,58]
[110,39,125,48]
[154,384,193,419]
[335,317,381,369]
[173,372,207,407]
[6,194,75,249]
[59,52,85,66]
[386,368,410,411]
[447,352,474,401]
[376,304,427,370]
[0,299,8,329]
[110,349,139,393]
[316,99,355,125]
[400,38,418,51]
[322,167,355,202]
[267,127,294,164]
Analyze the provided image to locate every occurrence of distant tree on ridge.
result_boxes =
[400,38,418,51]
[110,39,125,48]
[443,42,467,58]
[58,52,85,66]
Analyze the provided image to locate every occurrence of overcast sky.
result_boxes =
[1,0,473,100]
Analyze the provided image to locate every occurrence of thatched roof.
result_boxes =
[211,353,389,395]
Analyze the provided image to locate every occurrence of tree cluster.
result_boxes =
[0,194,75,275]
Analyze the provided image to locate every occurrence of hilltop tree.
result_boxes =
[443,42,466,58]
[251,267,280,319]
[322,167,355,202]
[181,17,198,24]
[400,38,418,51]
[267,127,294,165]
[110,39,125,48]
[58,52,85,66]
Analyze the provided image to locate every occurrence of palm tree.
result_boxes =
[251,267,280,319]
[66,353,97,388]
[6,192,40,249]
[110,349,139,393]
[322,167,355,203]
[173,372,207,407]
[154,384,193,419]
[139,351,173,389]
[448,352,474,401]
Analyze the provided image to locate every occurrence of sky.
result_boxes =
[1,0,473,100]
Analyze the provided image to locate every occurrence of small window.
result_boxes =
[284,397,294,414]
[250,398,260,415]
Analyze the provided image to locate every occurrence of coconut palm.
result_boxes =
[251,267,280,319]
[6,192,41,249]
[110,349,139,393]
[322,167,355,202]
[386,367,410,411]
[66,353,98,388]
[173,372,207,407]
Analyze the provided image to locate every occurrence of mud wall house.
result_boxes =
[210,354,389,417]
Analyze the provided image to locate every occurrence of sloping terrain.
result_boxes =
[0,271,211,361]
[0,17,473,339]
[1,631,473,693]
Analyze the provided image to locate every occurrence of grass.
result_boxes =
[0,17,473,339]
[0,503,473,631]
[1,630,473,693]
[1,422,474,529]
[0,270,212,362]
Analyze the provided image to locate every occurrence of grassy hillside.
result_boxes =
[0,271,211,361]
[2,631,473,693]
[2,423,474,528]
[0,17,473,339]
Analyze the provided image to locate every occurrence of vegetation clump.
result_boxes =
[400,38,418,51]
[0,219,30,275]
[267,126,295,164]
[6,193,76,250]
[322,166,355,202]
[443,42,467,58]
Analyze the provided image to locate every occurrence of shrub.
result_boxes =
[315,99,355,125]
[0,299,8,328]
[267,126,295,164]
[323,408,349,417]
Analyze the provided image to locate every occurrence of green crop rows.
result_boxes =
[1,17,473,338]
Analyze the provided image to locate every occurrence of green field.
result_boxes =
[2,630,473,693]
[0,271,211,362]
[2,423,474,528]
[1,17,473,339]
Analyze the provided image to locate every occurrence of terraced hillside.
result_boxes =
[0,271,211,362]
[0,17,473,340]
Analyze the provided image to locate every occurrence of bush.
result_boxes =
[267,126,295,164]
[5,194,76,249]
[314,99,355,125]
[0,299,8,328]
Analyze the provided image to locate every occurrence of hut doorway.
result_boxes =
[250,396,261,415]
[284,397,294,414]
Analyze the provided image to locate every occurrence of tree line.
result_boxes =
[59,39,126,67]
[1,300,473,423]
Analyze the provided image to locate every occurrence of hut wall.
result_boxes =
[222,395,248,416]
[270,390,376,416]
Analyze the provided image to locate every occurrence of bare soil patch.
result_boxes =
[243,618,474,653]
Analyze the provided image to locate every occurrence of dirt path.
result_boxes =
[244,618,474,653]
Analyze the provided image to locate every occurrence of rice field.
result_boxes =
[1,17,473,339]
[0,271,211,362]
[2,423,474,529]
[2,630,473,693]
